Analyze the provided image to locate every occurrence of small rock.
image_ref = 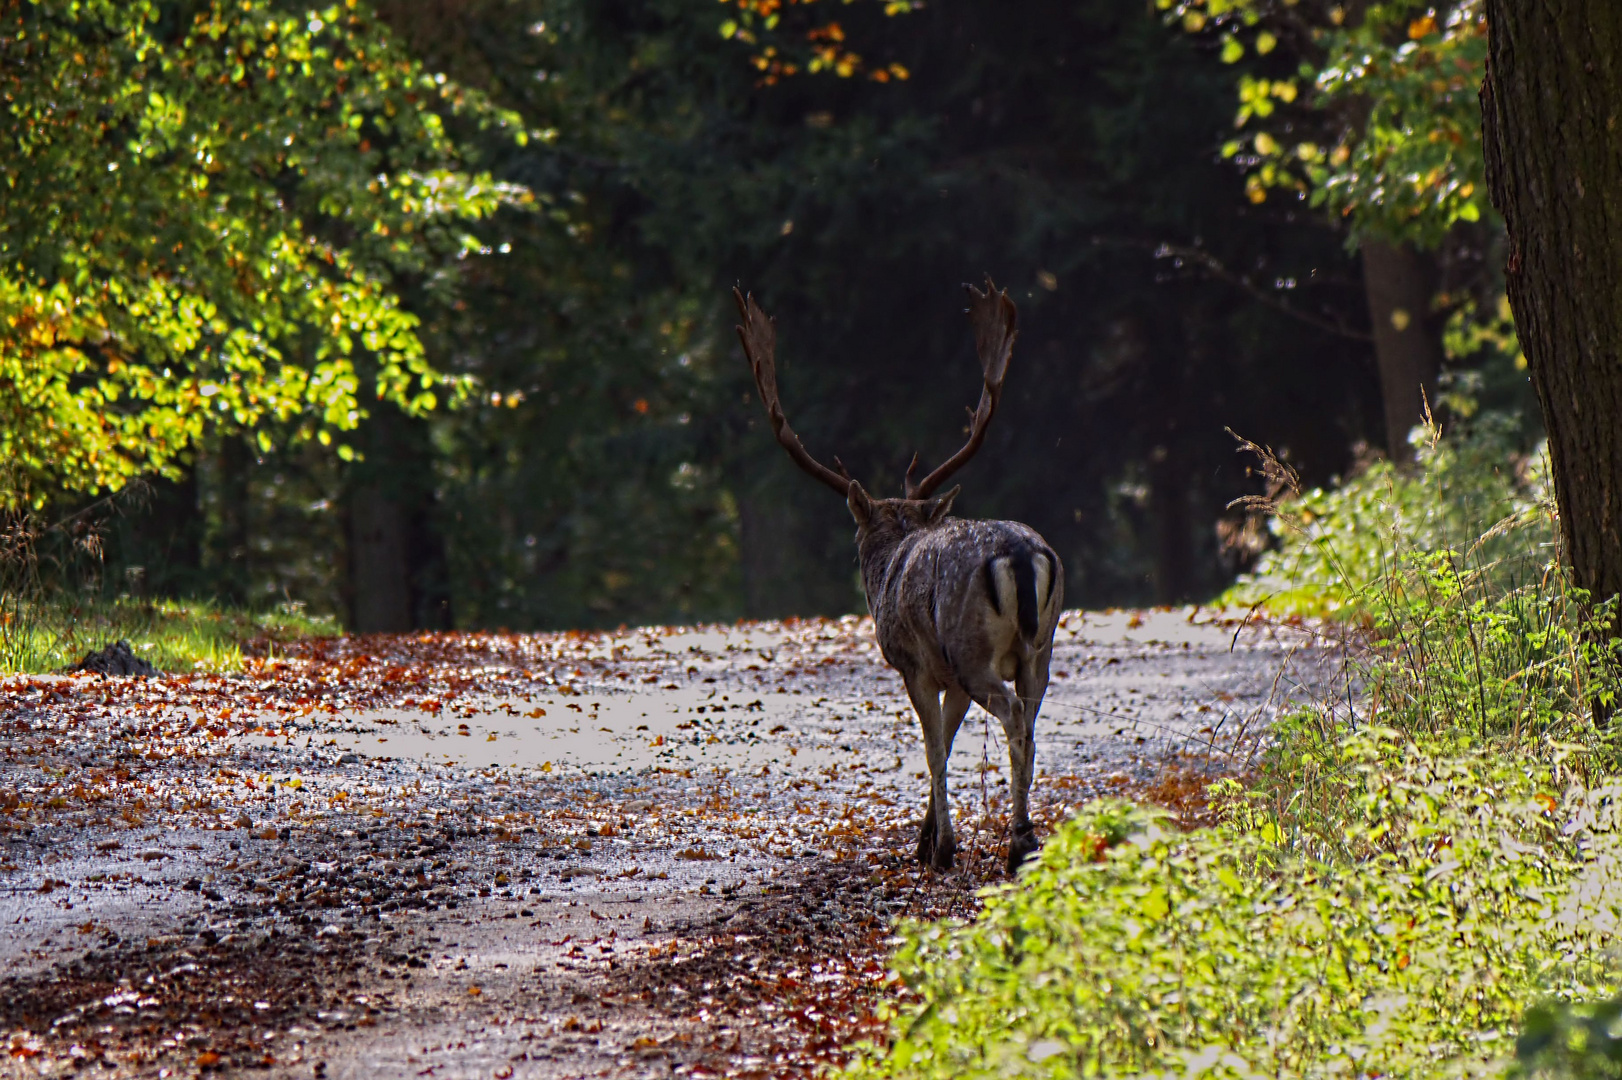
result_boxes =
[63,640,159,677]
[94,840,121,852]
[560,866,602,881]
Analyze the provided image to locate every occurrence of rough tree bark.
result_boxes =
[1361,238,1445,461]
[1481,2,1622,604]
[344,404,448,632]
[204,435,253,606]
[348,485,413,633]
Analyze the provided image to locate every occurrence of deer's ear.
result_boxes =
[847,480,873,525]
[925,485,960,524]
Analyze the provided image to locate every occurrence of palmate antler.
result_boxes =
[734,287,854,497]
[904,277,1018,499]
[735,277,1018,500]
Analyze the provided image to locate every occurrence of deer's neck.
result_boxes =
[855,527,928,609]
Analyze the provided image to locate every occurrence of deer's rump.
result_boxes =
[866,519,1062,684]
[985,541,1056,642]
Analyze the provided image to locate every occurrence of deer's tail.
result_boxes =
[987,544,1056,642]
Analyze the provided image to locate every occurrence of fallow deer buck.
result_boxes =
[734,280,1062,873]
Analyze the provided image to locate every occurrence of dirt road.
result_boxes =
[0,609,1335,1078]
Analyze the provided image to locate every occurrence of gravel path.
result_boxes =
[0,608,1338,1078]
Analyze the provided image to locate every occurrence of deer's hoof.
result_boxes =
[1006,827,1040,875]
[915,830,934,866]
[931,835,957,872]
[915,816,938,865]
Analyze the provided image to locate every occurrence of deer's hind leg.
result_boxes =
[906,674,968,871]
[957,665,1040,875]
[1005,646,1053,871]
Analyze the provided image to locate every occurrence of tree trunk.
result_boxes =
[203,435,253,606]
[344,402,448,632]
[1361,238,1444,460]
[1149,447,1193,604]
[1481,1,1622,604]
[348,484,414,633]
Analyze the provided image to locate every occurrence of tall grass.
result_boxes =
[0,494,335,675]
[842,420,1622,1080]
[1227,420,1622,861]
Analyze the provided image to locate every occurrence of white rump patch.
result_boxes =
[989,556,1018,622]
[1034,553,1053,614]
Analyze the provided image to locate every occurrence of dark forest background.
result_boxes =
[89,0,1492,631]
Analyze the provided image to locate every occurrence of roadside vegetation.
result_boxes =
[0,595,336,675]
[843,422,1622,1078]
[0,500,336,675]
[831,1,1622,1067]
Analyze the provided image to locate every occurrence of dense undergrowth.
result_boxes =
[846,421,1622,1080]
[0,496,337,674]
[0,594,337,674]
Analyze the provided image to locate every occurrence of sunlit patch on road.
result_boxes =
[0,609,1338,1076]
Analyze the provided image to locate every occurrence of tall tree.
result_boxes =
[1157,0,1499,458]
[0,0,523,507]
[1481,3,1622,604]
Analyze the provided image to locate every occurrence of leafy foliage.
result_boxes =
[844,746,1622,1079]
[1155,0,1490,247]
[1222,418,1546,616]
[718,0,919,83]
[1517,996,1622,1079]
[0,0,526,504]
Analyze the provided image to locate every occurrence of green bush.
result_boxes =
[1515,996,1622,1079]
[0,594,335,674]
[1222,417,1548,618]
[845,422,1622,1080]
[844,738,1622,1080]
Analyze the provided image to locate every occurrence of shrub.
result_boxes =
[844,740,1622,1080]
[0,594,337,674]
[1222,417,1547,618]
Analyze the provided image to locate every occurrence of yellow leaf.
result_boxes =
[1409,15,1438,38]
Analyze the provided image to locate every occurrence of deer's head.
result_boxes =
[844,483,959,547]
[733,277,1017,547]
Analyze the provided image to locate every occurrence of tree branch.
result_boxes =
[1097,236,1374,343]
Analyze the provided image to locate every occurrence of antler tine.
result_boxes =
[734,288,855,498]
[904,276,1018,499]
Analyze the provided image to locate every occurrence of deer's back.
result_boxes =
[864,518,1062,685]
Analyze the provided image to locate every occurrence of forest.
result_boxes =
[6,0,1513,635]
[8,0,1622,1078]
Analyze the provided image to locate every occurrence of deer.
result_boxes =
[734,279,1063,874]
